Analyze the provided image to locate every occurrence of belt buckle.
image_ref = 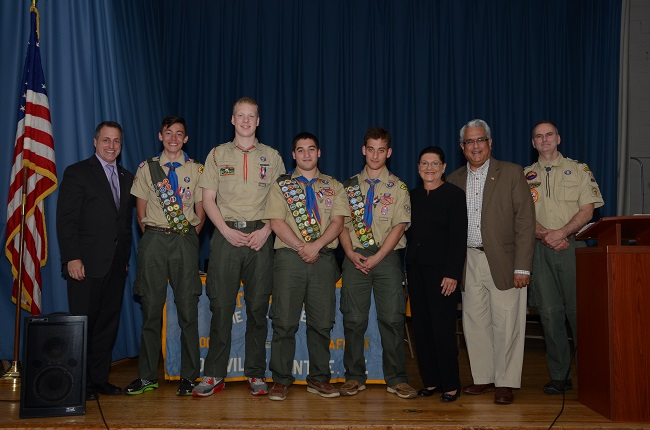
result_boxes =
[165,228,171,235]
[235,221,247,229]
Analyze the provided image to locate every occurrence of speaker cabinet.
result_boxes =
[20,314,87,418]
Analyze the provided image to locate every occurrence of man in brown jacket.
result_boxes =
[447,119,535,405]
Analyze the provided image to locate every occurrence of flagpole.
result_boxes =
[0,167,29,382]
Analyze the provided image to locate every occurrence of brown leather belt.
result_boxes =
[469,246,485,252]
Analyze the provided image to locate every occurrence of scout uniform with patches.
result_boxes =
[130,152,204,383]
[263,170,348,387]
[524,152,603,383]
[340,167,412,387]
[198,140,286,380]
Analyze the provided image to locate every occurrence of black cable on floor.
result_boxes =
[548,345,576,429]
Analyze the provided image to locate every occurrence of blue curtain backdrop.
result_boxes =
[1,0,620,362]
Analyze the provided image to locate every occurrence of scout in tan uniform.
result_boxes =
[525,120,603,395]
[194,97,286,397]
[264,132,348,401]
[338,127,416,399]
[125,116,205,396]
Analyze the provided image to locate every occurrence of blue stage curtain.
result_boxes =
[0,0,621,362]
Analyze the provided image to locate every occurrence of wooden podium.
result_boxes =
[575,216,650,422]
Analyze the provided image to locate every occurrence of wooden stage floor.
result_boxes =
[1,334,648,430]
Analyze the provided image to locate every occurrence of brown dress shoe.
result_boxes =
[494,387,514,404]
[462,383,495,395]
[269,383,289,401]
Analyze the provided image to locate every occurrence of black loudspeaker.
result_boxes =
[20,314,87,418]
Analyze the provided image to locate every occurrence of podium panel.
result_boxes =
[576,246,650,422]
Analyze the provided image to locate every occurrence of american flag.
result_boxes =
[5,7,57,316]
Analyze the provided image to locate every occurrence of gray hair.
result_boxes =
[459,119,491,142]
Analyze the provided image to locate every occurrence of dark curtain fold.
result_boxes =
[1,0,621,362]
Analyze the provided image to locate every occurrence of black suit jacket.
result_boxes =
[57,154,134,278]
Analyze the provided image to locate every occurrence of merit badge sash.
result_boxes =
[147,158,190,234]
[343,176,377,250]
[277,174,321,242]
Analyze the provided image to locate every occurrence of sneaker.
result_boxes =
[306,378,340,398]
[176,378,195,396]
[269,382,289,401]
[192,376,225,398]
[125,378,158,395]
[248,377,268,396]
[543,379,573,395]
[387,382,417,399]
[339,379,366,396]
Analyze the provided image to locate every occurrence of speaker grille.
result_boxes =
[20,315,87,418]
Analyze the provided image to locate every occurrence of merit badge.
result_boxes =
[526,171,537,181]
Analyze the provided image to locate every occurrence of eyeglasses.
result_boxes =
[462,137,489,146]
[418,160,443,168]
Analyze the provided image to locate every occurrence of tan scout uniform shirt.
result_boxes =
[198,140,286,222]
[345,168,411,250]
[264,169,349,250]
[524,153,604,230]
[131,154,204,228]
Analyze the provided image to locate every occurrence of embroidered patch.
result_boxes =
[386,181,395,188]
[259,164,268,180]
[380,194,394,205]
[591,187,600,197]
[220,166,235,176]
[139,161,146,168]
[529,182,541,188]
[379,217,389,222]
[184,176,191,183]
[583,165,592,172]
[526,171,537,181]
[326,198,332,208]
[400,183,407,190]
[564,170,572,175]
[380,205,389,216]
[259,182,267,187]
[531,189,539,202]
[404,204,411,213]
[198,165,204,174]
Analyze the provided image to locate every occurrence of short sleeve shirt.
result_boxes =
[131,153,204,228]
[524,153,604,230]
[264,169,349,250]
[198,140,286,221]
[344,168,411,250]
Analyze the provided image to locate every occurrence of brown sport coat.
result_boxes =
[447,157,535,291]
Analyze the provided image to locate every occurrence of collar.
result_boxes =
[538,152,564,169]
[359,166,391,183]
[467,158,490,175]
[95,154,117,170]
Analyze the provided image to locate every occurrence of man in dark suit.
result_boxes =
[57,121,134,399]
[447,119,535,405]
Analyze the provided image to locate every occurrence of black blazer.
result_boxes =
[57,154,134,278]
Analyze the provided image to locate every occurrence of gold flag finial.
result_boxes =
[30,0,40,40]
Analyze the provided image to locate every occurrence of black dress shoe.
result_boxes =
[417,387,439,397]
[86,388,97,401]
[93,382,123,395]
[440,389,460,403]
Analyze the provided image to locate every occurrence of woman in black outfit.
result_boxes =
[405,146,467,402]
